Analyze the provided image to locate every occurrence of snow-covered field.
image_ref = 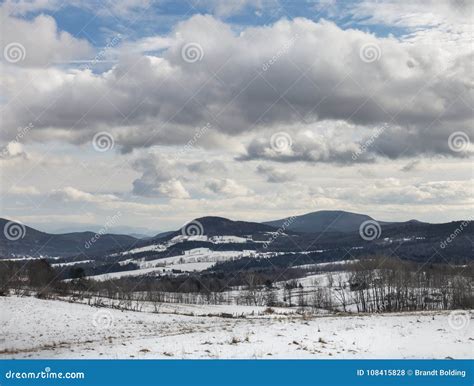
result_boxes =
[112,234,256,259]
[1,296,471,359]
[84,249,271,281]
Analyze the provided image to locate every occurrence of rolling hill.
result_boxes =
[263,210,375,233]
[0,218,139,258]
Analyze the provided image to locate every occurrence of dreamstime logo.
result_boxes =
[262,33,299,72]
[181,42,204,63]
[448,131,470,153]
[359,220,381,241]
[81,33,123,71]
[4,42,26,63]
[3,221,26,241]
[92,309,114,329]
[5,367,85,380]
[85,211,122,249]
[270,132,292,153]
[440,220,470,249]
[448,310,470,330]
[263,216,296,249]
[181,220,204,236]
[359,43,381,63]
[352,124,387,160]
[173,123,211,161]
[92,131,114,152]
[1,122,34,159]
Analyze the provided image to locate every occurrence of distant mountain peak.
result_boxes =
[263,210,375,233]
[175,216,277,237]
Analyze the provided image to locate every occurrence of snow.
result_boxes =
[83,267,167,281]
[169,235,208,243]
[111,234,260,260]
[294,260,359,270]
[209,236,250,243]
[162,262,215,272]
[1,296,471,359]
[84,250,257,281]
[138,250,255,268]
[276,271,349,288]
[51,260,93,267]
[120,244,167,256]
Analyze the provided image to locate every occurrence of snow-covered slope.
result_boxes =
[85,249,260,280]
[1,296,471,359]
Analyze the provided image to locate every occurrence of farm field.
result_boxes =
[1,296,471,359]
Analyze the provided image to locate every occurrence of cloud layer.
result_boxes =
[2,13,472,165]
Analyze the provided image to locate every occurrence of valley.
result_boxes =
[1,210,472,359]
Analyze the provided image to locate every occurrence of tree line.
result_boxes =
[0,256,471,313]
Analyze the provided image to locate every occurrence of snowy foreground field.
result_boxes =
[1,296,472,359]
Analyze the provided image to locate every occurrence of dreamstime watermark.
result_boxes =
[181,42,204,63]
[263,216,296,249]
[1,122,34,158]
[261,33,299,72]
[92,309,114,329]
[359,42,381,63]
[270,132,292,153]
[352,124,387,160]
[181,220,204,237]
[5,367,85,380]
[173,123,210,160]
[448,310,470,330]
[3,42,26,63]
[448,131,470,153]
[92,131,115,152]
[440,220,471,249]
[84,211,122,249]
[359,220,382,241]
[81,34,123,71]
[3,221,26,241]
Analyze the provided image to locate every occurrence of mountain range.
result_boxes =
[0,211,471,263]
[0,218,138,258]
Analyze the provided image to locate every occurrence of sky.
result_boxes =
[0,0,473,234]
